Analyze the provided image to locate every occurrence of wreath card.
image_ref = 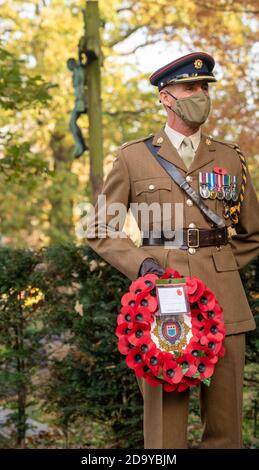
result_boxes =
[155,278,191,316]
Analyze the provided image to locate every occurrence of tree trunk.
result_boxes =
[84,0,104,203]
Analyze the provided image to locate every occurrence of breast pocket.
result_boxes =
[133,177,173,234]
[133,177,172,205]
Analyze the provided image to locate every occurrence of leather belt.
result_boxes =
[141,227,228,249]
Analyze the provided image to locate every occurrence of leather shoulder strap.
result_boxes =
[145,137,225,228]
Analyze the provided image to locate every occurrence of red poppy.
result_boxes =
[130,274,158,294]
[203,302,223,321]
[142,295,158,313]
[129,277,147,295]
[214,166,227,175]
[191,309,206,337]
[163,351,174,361]
[163,358,183,384]
[197,288,216,312]
[191,307,205,322]
[134,333,156,355]
[117,305,135,326]
[115,322,132,339]
[134,361,157,379]
[203,338,222,357]
[184,340,204,358]
[118,336,133,355]
[121,291,137,307]
[192,326,205,341]
[207,342,225,363]
[134,288,158,313]
[118,305,154,327]
[161,267,181,279]
[131,306,154,325]
[127,322,151,346]
[126,347,144,370]
[145,346,164,375]
[145,373,163,387]
[177,353,198,378]
[200,319,225,343]
[186,277,205,303]
[144,273,159,283]
[195,356,215,380]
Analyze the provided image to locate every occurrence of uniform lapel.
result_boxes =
[151,127,187,172]
[151,126,216,174]
[188,133,216,174]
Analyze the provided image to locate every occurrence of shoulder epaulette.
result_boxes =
[210,136,240,150]
[121,134,154,150]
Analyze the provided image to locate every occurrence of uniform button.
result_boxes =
[186,175,192,183]
[186,199,193,207]
[188,247,196,254]
[188,223,196,228]
[148,184,155,190]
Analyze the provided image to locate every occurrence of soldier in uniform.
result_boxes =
[86,52,259,448]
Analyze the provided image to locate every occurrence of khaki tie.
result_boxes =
[179,136,195,169]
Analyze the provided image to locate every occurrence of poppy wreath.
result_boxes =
[116,267,226,392]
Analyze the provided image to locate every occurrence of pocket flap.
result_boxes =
[134,177,171,196]
[212,250,238,272]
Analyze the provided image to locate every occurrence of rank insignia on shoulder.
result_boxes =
[199,171,239,202]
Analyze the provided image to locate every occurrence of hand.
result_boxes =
[139,258,166,277]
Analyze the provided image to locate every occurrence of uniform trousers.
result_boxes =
[136,333,246,449]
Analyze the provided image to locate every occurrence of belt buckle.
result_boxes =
[187,228,199,248]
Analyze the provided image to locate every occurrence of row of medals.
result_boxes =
[199,172,238,202]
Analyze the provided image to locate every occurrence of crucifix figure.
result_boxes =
[67,57,88,158]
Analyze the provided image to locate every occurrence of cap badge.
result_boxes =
[194,59,203,69]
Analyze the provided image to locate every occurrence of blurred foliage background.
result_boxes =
[0,0,258,448]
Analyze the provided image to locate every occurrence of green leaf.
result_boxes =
[202,378,211,387]
[180,364,189,374]
[172,351,182,358]
[192,371,201,379]
[157,369,164,380]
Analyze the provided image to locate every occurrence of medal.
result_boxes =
[208,172,217,199]
[223,174,232,201]
[231,175,239,202]
[199,172,210,198]
[216,173,224,200]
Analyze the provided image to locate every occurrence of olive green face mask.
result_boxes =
[166,90,211,128]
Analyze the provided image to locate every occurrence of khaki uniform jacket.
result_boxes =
[86,126,259,335]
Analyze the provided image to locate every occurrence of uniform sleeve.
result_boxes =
[229,163,259,270]
[86,147,151,280]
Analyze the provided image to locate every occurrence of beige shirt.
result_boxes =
[164,123,201,153]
